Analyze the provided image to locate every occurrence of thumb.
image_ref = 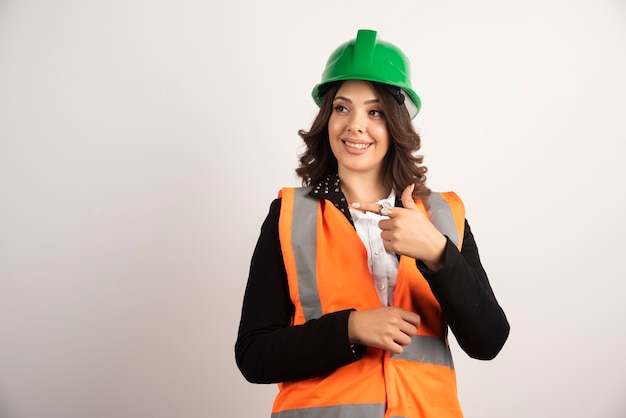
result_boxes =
[401,184,417,210]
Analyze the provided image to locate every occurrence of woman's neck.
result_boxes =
[338,171,390,205]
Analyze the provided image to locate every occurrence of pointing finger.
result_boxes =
[350,201,390,215]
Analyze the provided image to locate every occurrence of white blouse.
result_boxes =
[348,190,399,306]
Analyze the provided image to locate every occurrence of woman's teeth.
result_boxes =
[344,141,369,149]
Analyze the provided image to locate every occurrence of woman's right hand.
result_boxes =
[348,307,421,354]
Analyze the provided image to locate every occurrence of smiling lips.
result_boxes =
[343,140,372,151]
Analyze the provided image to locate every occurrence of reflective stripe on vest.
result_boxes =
[271,403,386,418]
[390,334,454,370]
[291,187,323,321]
[423,192,460,248]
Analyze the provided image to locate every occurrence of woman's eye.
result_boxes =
[369,109,383,117]
[334,105,348,113]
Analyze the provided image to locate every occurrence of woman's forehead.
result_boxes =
[334,80,378,101]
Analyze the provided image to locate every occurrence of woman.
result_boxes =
[235,29,509,418]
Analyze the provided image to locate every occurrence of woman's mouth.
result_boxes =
[343,140,371,150]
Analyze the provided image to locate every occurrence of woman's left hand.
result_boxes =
[351,185,447,271]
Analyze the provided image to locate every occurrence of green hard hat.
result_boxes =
[312,29,422,118]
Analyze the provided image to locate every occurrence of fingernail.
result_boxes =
[351,202,361,208]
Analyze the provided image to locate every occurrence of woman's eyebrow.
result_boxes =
[333,95,352,103]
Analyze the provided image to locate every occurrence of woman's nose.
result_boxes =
[347,111,366,134]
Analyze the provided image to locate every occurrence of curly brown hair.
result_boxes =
[295,81,431,199]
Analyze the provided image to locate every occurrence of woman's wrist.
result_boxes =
[421,235,447,271]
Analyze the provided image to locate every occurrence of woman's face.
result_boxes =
[328,80,390,180]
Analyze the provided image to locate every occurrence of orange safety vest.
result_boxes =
[274,187,467,418]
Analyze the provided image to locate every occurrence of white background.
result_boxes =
[1,0,625,417]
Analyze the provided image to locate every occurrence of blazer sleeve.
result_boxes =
[417,220,510,360]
